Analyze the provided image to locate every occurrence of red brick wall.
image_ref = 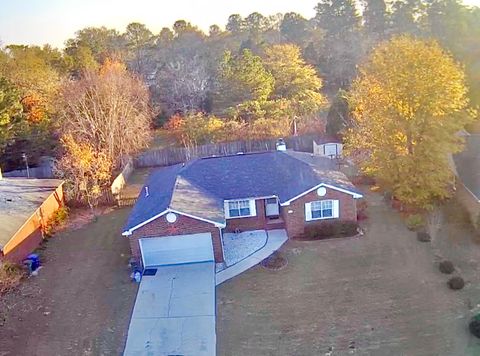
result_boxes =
[225,199,268,232]
[282,187,357,238]
[129,212,224,264]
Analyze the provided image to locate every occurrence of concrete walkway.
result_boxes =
[216,229,288,285]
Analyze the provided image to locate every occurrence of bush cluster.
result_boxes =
[469,314,480,338]
[417,231,431,242]
[439,261,455,274]
[405,214,425,231]
[42,206,69,237]
[302,221,359,240]
[447,276,465,290]
[0,262,24,295]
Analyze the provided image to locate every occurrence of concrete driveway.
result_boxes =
[123,233,216,356]
[123,262,215,355]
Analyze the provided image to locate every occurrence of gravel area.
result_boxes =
[223,230,267,266]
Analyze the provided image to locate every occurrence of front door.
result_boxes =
[265,198,280,217]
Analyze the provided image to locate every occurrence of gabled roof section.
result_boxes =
[453,134,480,200]
[181,151,358,202]
[169,176,225,225]
[123,164,183,233]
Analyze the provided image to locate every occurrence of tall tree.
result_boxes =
[326,89,351,136]
[314,0,361,36]
[345,36,473,208]
[55,134,112,211]
[58,60,152,168]
[64,26,124,71]
[123,22,155,75]
[314,0,363,90]
[264,44,326,133]
[0,45,63,169]
[280,13,311,45]
[152,21,209,114]
[390,0,423,35]
[0,77,23,153]
[226,14,245,34]
[215,49,274,119]
[363,0,387,39]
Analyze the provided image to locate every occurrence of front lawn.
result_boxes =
[0,208,137,355]
[217,191,480,355]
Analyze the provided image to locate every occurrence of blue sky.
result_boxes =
[0,0,318,48]
[1,0,479,48]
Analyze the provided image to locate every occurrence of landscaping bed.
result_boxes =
[295,220,359,241]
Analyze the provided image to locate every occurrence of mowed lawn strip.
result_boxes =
[0,208,137,356]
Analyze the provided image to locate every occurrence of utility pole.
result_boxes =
[22,153,30,178]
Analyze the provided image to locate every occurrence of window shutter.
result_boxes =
[305,202,312,221]
[224,201,230,219]
[249,199,257,217]
[332,200,340,218]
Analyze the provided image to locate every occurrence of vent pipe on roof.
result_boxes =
[276,138,287,151]
[144,186,149,197]
[0,166,2,180]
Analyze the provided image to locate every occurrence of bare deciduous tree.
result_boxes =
[58,60,152,168]
[154,55,210,114]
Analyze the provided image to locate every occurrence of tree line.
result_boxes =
[0,0,478,208]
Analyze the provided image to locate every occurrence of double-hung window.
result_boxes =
[305,200,339,221]
[227,199,256,218]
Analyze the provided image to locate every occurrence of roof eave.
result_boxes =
[280,183,363,206]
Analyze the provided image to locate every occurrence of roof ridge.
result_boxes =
[280,150,317,169]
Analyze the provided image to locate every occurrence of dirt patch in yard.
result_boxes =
[0,207,137,356]
[217,191,480,355]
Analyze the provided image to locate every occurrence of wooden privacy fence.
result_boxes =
[3,165,54,179]
[134,135,320,168]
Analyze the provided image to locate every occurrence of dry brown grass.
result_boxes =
[0,262,25,295]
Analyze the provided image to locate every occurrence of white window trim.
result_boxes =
[281,183,362,206]
[224,199,257,219]
[305,199,339,221]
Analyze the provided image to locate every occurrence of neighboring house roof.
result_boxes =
[0,178,63,250]
[453,134,480,200]
[314,136,342,145]
[123,150,362,235]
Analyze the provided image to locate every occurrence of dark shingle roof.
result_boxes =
[169,176,225,224]
[124,164,182,232]
[123,151,362,233]
[454,135,480,199]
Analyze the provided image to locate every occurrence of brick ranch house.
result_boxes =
[123,149,363,265]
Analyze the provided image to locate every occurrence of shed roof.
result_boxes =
[0,178,63,250]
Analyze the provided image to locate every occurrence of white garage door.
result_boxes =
[140,232,214,267]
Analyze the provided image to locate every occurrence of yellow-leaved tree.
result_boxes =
[345,35,475,209]
[55,134,112,215]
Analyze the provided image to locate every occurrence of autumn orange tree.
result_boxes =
[345,35,475,209]
[55,134,112,214]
